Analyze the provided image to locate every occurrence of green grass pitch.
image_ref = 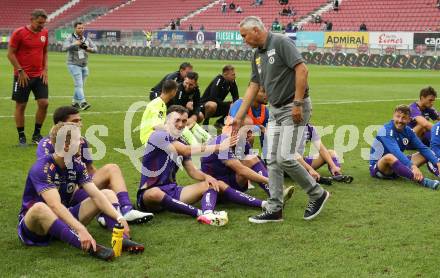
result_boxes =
[1,50,440,277]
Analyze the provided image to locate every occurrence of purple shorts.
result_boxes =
[304,156,314,166]
[137,183,183,212]
[369,163,398,179]
[216,174,247,192]
[17,203,81,246]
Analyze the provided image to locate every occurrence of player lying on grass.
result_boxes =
[37,106,153,225]
[19,122,144,261]
[137,105,270,226]
[369,105,440,189]
[296,123,353,185]
[408,86,439,146]
[141,79,210,146]
[201,117,295,201]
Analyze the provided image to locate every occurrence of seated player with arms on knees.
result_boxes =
[408,86,439,145]
[149,62,193,100]
[19,122,144,261]
[201,118,295,202]
[37,106,153,225]
[369,105,440,189]
[140,79,178,145]
[296,123,353,185]
[137,105,269,226]
[426,121,440,176]
[228,85,268,148]
[168,71,212,145]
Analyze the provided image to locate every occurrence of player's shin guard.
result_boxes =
[181,126,199,145]
[160,194,200,217]
[116,192,133,215]
[191,123,211,143]
[391,161,414,180]
[251,161,270,195]
[48,219,81,249]
[201,189,218,213]
[222,187,262,208]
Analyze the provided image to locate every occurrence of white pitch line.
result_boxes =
[0,95,145,100]
[0,98,416,119]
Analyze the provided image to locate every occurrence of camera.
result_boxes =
[79,42,88,50]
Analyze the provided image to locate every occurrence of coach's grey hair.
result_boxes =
[31,9,48,19]
[239,16,266,31]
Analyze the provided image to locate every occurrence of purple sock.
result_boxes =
[48,219,81,249]
[160,194,200,217]
[116,191,133,215]
[102,203,120,231]
[427,162,440,177]
[391,161,414,180]
[328,156,341,174]
[222,187,262,208]
[201,189,217,213]
[251,161,270,196]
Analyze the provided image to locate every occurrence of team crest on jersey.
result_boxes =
[66,182,76,193]
[402,138,409,145]
[158,111,164,119]
[40,36,46,42]
[269,56,275,64]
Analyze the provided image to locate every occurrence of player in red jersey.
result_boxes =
[7,9,49,146]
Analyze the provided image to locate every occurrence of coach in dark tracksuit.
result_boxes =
[149,62,193,100]
[201,65,239,127]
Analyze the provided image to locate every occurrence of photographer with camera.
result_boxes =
[62,22,97,110]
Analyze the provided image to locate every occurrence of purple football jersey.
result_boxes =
[139,130,190,190]
[408,102,439,129]
[36,135,93,165]
[19,155,91,216]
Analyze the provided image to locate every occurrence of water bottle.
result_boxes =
[111,222,124,257]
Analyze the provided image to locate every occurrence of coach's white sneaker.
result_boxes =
[123,209,154,224]
[197,211,228,226]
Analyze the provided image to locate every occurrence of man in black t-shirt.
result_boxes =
[201,65,239,127]
[149,62,193,100]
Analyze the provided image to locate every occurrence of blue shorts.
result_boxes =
[17,203,81,246]
[369,163,398,179]
[137,183,183,212]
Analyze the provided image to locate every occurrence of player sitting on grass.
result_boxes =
[137,105,269,226]
[201,117,295,201]
[408,86,439,146]
[369,105,440,189]
[141,78,210,146]
[297,123,353,185]
[37,106,153,225]
[19,122,144,261]
[228,85,268,148]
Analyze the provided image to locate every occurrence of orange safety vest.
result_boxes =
[247,104,266,126]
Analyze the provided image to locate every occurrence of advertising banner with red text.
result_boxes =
[369,32,413,49]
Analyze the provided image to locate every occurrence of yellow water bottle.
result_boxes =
[111,222,124,257]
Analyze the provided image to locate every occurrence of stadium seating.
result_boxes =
[302,0,440,31]
[86,0,213,30]
[0,0,67,29]
[46,0,127,30]
[180,0,328,31]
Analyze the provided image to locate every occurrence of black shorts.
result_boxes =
[205,101,231,117]
[12,76,48,103]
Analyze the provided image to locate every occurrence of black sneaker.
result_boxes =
[317,176,333,186]
[72,103,81,109]
[332,175,354,184]
[80,102,91,111]
[18,136,27,147]
[122,238,144,254]
[31,134,43,144]
[89,244,114,261]
[249,209,283,224]
[304,190,330,220]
